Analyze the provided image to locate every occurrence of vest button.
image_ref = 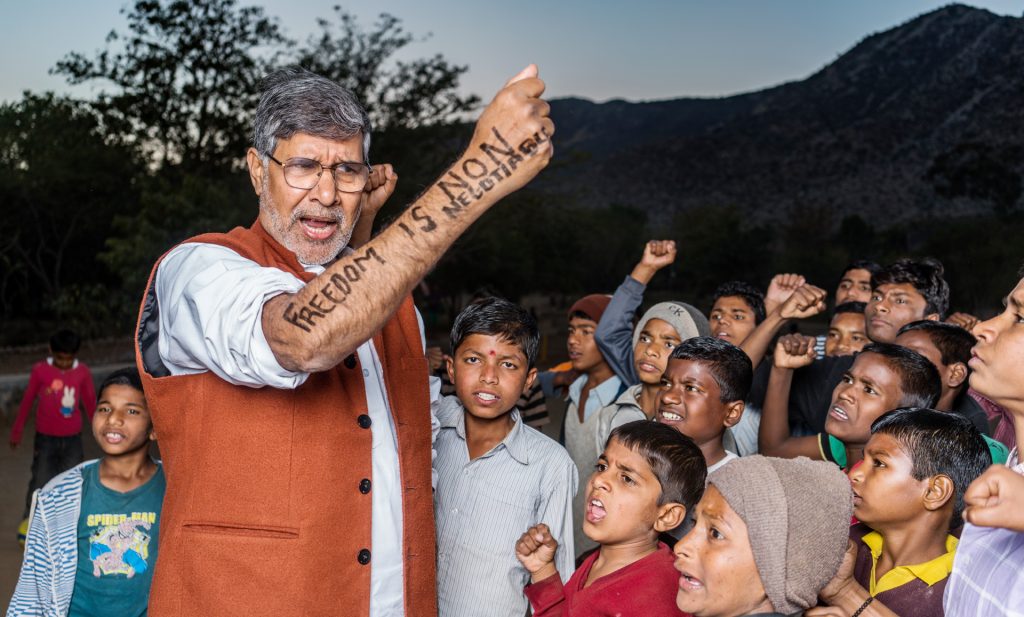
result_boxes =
[359,479,372,494]
[344,354,357,369]
[358,548,371,565]
[357,414,372,429]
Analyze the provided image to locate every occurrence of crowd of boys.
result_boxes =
[7,64,1024,617]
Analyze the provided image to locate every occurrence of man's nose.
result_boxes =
[311,169,340,205]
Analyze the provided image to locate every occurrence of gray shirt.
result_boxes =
[433,396,577,617]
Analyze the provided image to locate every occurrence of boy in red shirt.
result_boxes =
[9,329,96,521]
[516,421,705,616]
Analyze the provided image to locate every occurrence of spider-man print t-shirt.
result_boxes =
[68,462,165,617]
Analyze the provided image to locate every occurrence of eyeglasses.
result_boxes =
[267,154,371,193]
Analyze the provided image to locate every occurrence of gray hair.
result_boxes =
[252,66,371,162]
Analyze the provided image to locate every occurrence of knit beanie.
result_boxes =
[568,294,612,323]
[709,456,853,614]
[632,301,711,349]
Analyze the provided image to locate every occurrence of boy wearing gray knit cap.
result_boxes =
[592,240,710,451]
[673,455,853,617]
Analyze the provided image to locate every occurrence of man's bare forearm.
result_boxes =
[264,125,552,372]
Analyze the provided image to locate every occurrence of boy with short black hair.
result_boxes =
[836,259,883,305]
[767,257,951,436]
[825,301,868,357]
[516,421,704,616]
[867,257,949,344]
[542,293,623,556]
[433,298,577,617]
[709,281,765,346]
[8,367,163,617]
[895,321,1002,444]
[657,337,752,473]
[9,329,97,524]
[673,455,853,617]
[820,407,991,616]
[760,338,941,470]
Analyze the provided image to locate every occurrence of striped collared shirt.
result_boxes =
[434,395,577,617]
[943,451,1024,616]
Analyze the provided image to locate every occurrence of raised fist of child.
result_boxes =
[963,465,1024,532]
[515,523,559,583]
[773,334,818,369]
[778,284,828,320]
[946,312,980,332]
[765,273,807,314]
[631,240,677,284]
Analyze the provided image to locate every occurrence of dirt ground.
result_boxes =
[0,330,570,608]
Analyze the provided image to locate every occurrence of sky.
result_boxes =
[1,1,1021,104]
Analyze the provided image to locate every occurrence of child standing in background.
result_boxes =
[9,330,96,523]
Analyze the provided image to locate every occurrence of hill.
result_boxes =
[541,4,1024,226]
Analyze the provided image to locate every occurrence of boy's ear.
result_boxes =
[924,313,941,322]
[653,502,687,533]
[148,427,158,442]
[445,354,456,384]
[722,400,745,428]
[947,362,968,390]
[523,367,538,392]
[922,474,955,513]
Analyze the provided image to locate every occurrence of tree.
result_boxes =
[53,0,287,170]
[296,6,480,131]
[0,92,141,326]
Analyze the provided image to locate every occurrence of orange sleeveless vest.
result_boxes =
[135,221,436,616]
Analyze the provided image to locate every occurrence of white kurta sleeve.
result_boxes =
[155,242,311,389]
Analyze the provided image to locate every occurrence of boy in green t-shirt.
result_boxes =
[759,338,940,470]
[8,368,164,617]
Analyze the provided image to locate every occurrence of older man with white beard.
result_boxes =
[133,64,554,617]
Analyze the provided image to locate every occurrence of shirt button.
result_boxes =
[358,548,371,565]
[359,479,372,494]
[363,368,369,377]
[358,414,372,429]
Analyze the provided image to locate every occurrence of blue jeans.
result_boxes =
[24,432,83,517]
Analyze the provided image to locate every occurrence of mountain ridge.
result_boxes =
[537,4,1024,227]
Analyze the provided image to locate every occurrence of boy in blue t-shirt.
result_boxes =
[8,368,164,617]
